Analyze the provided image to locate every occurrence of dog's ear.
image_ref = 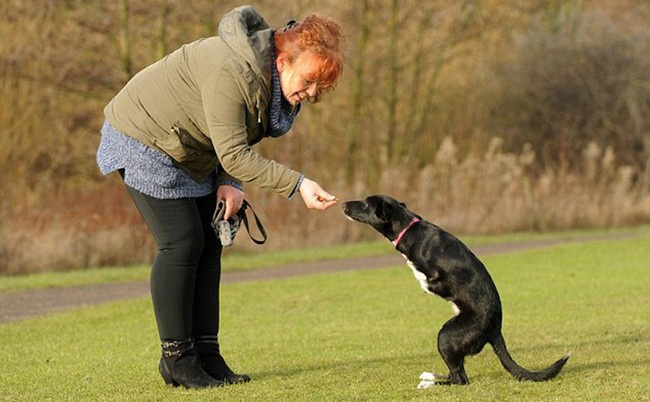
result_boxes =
[376,202,394,222]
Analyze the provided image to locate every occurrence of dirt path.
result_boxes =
[0,232,639,324]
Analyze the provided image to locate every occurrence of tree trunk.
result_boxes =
[118,0,132,83]
[346,0,370,188]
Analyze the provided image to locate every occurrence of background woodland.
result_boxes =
[1,0,649,274]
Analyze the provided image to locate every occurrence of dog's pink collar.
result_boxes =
[392,218,420,246]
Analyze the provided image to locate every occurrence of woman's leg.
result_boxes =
[191,193,222,336]
[191,193,251,383]
[123,186,225,388]
[124,186,209,340]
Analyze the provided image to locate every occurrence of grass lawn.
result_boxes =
[0,233,648,401]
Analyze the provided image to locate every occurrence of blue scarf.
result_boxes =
[268,37,300,137]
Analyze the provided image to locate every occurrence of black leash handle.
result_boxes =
[239,200,267,245]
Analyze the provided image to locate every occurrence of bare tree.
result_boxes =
[119,0,133,83]
[155,0,172,59]
[379,0,400,169]
[346,0,370,186]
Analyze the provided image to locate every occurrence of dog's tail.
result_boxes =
[491,332,570,382]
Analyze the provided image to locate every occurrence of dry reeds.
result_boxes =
[1,1,649,275]
[4,138,646,275]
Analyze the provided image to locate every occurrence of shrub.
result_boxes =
[493,9,650,169]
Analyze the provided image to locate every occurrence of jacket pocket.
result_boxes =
[153,122,219,181]
[173,120,214,151]
[154,123,198,163]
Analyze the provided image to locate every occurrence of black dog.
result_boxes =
[342,195,569,386]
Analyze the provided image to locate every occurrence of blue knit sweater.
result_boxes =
[96,120,219,199]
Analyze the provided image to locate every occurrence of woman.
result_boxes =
[96,6,343,389]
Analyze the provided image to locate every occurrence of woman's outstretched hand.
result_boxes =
[299,177,338,210]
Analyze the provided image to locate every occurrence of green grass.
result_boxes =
[1,225,648,293]
[1,233,648,400]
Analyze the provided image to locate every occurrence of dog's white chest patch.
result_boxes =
[402,255,433,295]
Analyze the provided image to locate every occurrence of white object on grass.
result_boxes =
[417,371,438,389]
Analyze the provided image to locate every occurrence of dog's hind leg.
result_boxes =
[436,343,469,384]
[436,316,479,385]
[438,351,469,385]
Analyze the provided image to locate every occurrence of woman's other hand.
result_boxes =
[299,178,338,210]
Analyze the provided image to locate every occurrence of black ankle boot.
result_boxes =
[194,335,251,384]
[159,339,226,389]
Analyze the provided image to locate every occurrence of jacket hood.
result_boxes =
[218,6,273,78]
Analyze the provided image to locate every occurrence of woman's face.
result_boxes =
[276,51,321,106]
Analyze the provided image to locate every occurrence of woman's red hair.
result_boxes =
[274,14,343,102]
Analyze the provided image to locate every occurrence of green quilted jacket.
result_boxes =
[104,6,302,197]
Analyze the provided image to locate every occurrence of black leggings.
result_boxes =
[124,184,223,340]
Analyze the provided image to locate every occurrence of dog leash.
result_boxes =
[238,200,267,245]
[211,200,267,247]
